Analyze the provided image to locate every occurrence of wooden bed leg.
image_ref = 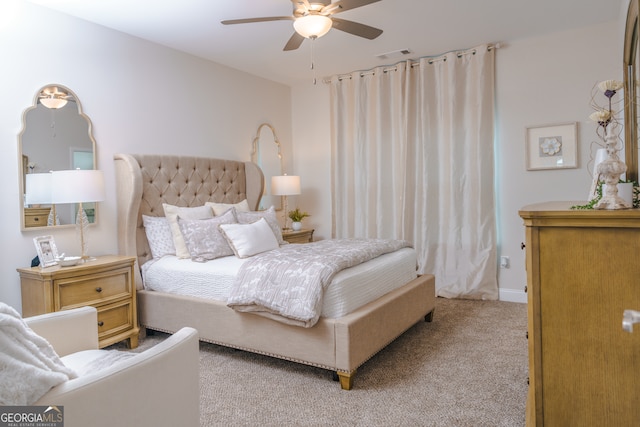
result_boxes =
[336,371,355,390]
[425,309,435,322]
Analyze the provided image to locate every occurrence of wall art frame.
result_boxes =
[525,122,578,170]
[33,235,59,267]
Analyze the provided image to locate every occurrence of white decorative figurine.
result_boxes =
[594,126,631,209]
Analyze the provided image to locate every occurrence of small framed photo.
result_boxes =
[525,122,578,170]
[33,235,59,267]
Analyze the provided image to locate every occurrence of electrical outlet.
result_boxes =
[500,256,510,269]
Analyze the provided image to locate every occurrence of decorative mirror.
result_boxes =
[624,0,639,183]
[19,84,97,230]
[251,123,283,210]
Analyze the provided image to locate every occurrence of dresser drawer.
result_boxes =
[97,300,133,341]
[55,267,132,310]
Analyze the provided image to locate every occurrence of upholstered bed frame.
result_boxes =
[114,153,436,389]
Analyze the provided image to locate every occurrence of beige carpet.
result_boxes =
[135,298,528,426]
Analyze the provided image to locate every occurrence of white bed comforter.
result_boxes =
[227,238,410,327]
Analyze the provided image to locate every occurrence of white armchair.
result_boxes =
[24,306,200,427]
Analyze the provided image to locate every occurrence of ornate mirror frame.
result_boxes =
[251,123,284,210]
[18,84,98,230]
[624,0,639,183]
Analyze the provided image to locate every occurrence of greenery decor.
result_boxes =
[571,180,638,210]
[288,208,310,222]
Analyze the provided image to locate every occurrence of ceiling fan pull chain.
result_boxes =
[311,35,317,85]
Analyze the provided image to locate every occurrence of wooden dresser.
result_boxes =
[18,255,139,348]
[519,202,640,426]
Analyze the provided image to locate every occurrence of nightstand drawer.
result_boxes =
[97,300,133,340]
[18,255,139,348]
[56,267,132,310]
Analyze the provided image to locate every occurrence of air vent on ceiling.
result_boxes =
[375,48,412,60]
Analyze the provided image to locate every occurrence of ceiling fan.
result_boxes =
[221,0,383,51]
[38,86,75,109]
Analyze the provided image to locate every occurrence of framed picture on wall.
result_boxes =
[33,235,59,267]
[525,122,578,170]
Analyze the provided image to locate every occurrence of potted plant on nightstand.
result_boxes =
[288,208,310,231]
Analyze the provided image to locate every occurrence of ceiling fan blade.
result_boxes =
[330,17,383,39]
[323,0,382,15]
[221,16,293,25]
[291,0,311,13]
[283,32,305,51]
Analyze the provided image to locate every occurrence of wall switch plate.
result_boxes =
[500,256,510,269]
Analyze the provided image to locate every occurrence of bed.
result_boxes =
[114,153,436,389]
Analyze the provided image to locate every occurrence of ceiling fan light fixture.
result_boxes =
[40,87,68,109]
[40,96,67,109]
[293,14,332,39]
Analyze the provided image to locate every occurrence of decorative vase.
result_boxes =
[291,221,302,231]
[594,127,631,210]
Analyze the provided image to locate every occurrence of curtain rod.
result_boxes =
[323,43,502,84]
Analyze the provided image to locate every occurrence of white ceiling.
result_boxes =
[24,0,624,85]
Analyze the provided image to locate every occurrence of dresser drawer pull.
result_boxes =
[95,287,103,293]
[520,242,526,250]
[524,285,528,293]
[98,321,104,327]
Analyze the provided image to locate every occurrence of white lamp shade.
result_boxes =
[25,173,53,205]
[271,175,301,196]
[51,169,106,204]
[593,148,608,177]
[293,15,332,38]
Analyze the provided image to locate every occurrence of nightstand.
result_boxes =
[17,255,139,348]
[282,228,314,243]
[24,207,51,228]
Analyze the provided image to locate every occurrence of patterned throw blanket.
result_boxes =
[227,238,411,327]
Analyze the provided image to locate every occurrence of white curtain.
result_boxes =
[330,44,497,299]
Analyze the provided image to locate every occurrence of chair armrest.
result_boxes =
[35,327,200,427]
[24,306,99,357]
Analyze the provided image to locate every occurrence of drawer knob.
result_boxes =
[520,242,526,250]
[524,285,528,293]
[95,287,102,293]
[98,321,104,327]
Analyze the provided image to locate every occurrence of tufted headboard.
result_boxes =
[114,153,264,289]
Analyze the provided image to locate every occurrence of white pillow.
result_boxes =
[178,209,237,262]
[235,206,285,245]
[219,218,280,258]
[205,199,250,216]
[162,204,214,259]
[142,215,175,258]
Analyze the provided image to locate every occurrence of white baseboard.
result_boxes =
[499,288,527,304]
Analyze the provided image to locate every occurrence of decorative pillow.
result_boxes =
[142,215,175,258]
[235,206,285,245]
[162,204,214,259]
[177,209,237,262]
[219,218,280,258]
[205,199,250,216]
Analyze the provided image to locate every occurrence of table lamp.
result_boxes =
[271,174,301,230]
[52,169,105,260]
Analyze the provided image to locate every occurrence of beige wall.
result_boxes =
[0,1,292,311]
[291,20,622,302]
[0,0,625,310]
